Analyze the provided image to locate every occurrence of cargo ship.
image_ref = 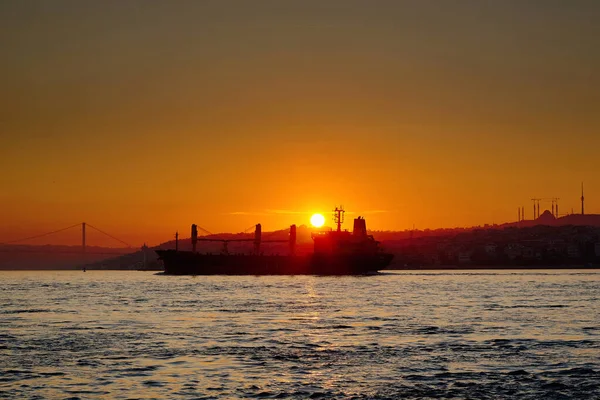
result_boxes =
[156,207,393,275]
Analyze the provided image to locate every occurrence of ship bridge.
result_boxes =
[311,209,381,255]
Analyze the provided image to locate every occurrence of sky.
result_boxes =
[1,0,599,246]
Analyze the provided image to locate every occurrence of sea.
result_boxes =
[1,270,599,399]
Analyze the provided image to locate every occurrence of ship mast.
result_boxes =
[333,206,345,232]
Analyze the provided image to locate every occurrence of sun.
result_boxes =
[310,213,325,228]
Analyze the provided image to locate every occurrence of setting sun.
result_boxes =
[310,213,325,228]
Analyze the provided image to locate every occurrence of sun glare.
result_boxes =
[310,213,325,228]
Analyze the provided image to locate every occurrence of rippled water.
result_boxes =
[1,270,599,399]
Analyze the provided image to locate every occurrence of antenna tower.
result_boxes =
[333,206,345,232]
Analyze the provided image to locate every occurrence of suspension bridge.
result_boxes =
[0,223,135,255]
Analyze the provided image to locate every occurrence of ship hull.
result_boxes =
[156,250,393,275]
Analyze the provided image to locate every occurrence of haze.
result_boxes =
[1,1,599,246]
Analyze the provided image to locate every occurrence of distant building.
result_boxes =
[458,251,472,264]
[484,243,497,255]
[546,239,567,254]
[537,210,557,225]
[505,244,523,260]
[567,244,580,258]
[426,252,441,265]
[522,247,535,259]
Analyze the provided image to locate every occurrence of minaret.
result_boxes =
[581,182,585,215]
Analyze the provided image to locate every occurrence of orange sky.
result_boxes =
[1,1,599,247]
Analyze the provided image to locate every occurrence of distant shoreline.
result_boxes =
[1,266,599,271]
[385,265,600,270]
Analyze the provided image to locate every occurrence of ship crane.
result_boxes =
[190,224,295,255]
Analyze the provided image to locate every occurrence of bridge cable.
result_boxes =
[243,224,257,234]
[86,224,132,248]
[196,226,214,236]
[0,223,81,246]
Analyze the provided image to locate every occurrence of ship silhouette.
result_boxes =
[156,207,393,275]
